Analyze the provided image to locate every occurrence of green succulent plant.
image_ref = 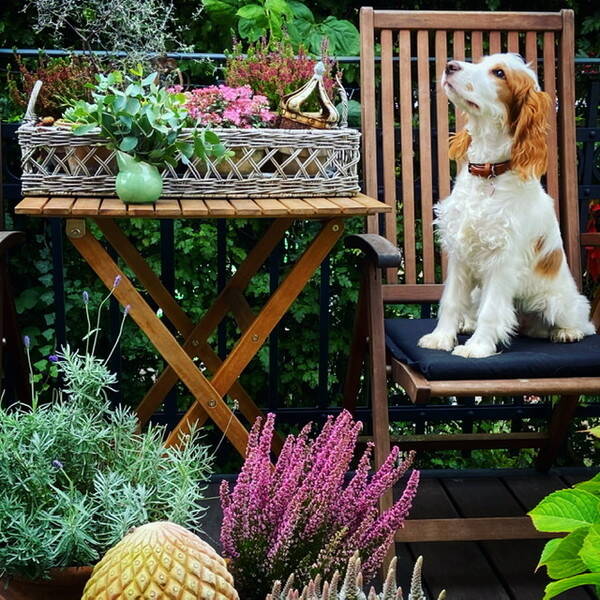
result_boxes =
[62,68,227,169]
[267,552,446,600]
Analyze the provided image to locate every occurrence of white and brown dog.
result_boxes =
[418,53,595,358]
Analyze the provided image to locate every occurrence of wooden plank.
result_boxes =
[381,28,399,283]
[471,31,483,61]
[543,32,560,205]
[402,478,510,599]
[382,283,444,302]
[429,378,600,397]
[14,197,49,215]
[274,198,313,216]
[71,197,101,216]
[507,30,520,53]
[254,198,289,216]
[453,31,466,133]
[435,31,451,281]
[360,7,379,233]
[525,31,538,73]
[328,197,366,215]
[43,197,75,215]
[304,197,341,216]
[98,198,127,217]
[489,30,502,54]
[503,472,568,511]
[386,432,549,450]
[205,199,236,216]
[399,29,417,284]
[153,199,181,217]
[372,11,563,31]
[228,198,262,216]
[127,203,156,217]
[417,29,435,284]
[180,199,208,217]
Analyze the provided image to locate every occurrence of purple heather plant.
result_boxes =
[220,410,420,600]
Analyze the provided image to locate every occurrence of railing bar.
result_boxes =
[217,219,227,360]
[107,243,123,405]
[318,255,331,409]
[50,218,66,351]
[268,240,282,411]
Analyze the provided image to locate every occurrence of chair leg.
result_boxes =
[536,395,579,472]
[343,272,368,414]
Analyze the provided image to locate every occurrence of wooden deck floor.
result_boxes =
[203,467,598,600]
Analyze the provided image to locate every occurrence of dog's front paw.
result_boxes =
[550,327,585,343]
[418,331,457,352]
[452,341,496,358]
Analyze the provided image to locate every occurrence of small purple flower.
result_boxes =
[23,335,30,348]
[52,459,64,470]
[48,354,59,363]
[124,304,131,315]
[113,275,122,288]
[82,290,89,304]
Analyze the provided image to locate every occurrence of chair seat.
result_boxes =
[385,319,600,381]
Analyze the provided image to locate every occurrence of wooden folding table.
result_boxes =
[15,194,390,456]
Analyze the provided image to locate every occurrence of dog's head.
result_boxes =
[444,53,552,179]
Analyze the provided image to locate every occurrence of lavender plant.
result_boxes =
[0,281,213,580]
[220,411,420,600]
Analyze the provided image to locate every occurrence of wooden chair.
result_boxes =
[344,8,600,542]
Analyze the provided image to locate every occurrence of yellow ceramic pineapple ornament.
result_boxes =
[81,521,239,600]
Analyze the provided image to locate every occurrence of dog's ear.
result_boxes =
[510,77,552,180]
[449,129,471,162]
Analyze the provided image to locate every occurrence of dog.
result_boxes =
[418,53,595,359]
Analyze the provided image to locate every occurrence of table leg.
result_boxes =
[166,218,345,446]
[66,225,251,456]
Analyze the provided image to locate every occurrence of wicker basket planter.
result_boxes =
[17,83,361,199]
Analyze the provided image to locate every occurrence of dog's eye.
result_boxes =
[492,68,506,79]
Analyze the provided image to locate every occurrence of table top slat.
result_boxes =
[204,199,236,216]
[98,198,128,216]
[128,203,156,217]
[228,199,262,216]
[71,198,102,216]
[14,197,49,215]
[15,195,391,218]
[279,198,317,215]
[43,197,75,215]
[254,198,290,216]
[154,199,182,217]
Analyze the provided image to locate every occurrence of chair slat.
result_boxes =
[489,31,502,54]
[435,31,451,280]
[507,31,519,53]
[543,32,559,208]
[453,31,466,132]
[399,29,417,284]
[381,29,399,283]
[471,31,483,61]
[526,31,538,73]
[360,7,379,234]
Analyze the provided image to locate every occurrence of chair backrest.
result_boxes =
[360,9,579,298]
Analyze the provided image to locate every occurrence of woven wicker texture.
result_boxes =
[19,124,361,198]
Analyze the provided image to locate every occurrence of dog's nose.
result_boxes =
[445,61,462,75]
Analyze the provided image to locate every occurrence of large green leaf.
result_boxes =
[580,524,600,572]
[538,528,588,579]
[288,0,313,22]
[529,488,600,532]
[202,0,239,21]
[119,136,138,152]
[319,16,360,55]
[236,4,265,19]
[265,0,293,17]
[544,573,600,599]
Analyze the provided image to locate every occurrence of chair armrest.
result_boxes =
[344,233,402,269]
[0,231,26,256]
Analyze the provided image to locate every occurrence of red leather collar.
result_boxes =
[468,160,511,178]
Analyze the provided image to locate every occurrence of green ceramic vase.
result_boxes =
[115,151,163,204]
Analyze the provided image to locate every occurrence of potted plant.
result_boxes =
[62,68,226,203]
[176,83,275,175]
[0,284,214,599]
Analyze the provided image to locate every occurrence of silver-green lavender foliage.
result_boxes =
[267,552,446,600]
[0,349,213,580]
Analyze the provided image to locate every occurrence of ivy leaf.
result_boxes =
[543,573,600,600]
[119,137,138,152]
[528,489,600,532]
[580,524,600,571]
[537,528,588,579]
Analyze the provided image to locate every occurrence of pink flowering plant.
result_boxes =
[175,84,275,128]
[220,410,420,600]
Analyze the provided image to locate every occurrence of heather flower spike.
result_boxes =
[221,411,419,600]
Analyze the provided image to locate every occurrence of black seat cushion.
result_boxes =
[385,318,600,380]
